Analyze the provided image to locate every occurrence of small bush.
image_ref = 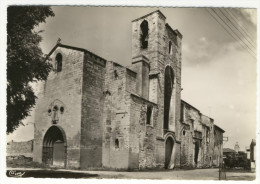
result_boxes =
[224,154,251,170]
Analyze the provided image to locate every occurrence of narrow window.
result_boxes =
[115,139,119,149]
[183,130,186,136]
[52,105,59,124]
[169,41,172,55]
[146,105,153,125]
[206,129,209,142]
[55,53,63,72]
[140,20,149,49]
[114,70,118,79]
[31,141,33,152]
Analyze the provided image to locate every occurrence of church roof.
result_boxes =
[132,10,166,22]
[165,23,183,39]
[214,124,225,133]
[48,43,107,62]
[181,99,201,113]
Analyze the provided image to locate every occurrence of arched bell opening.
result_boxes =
[140,20,149,49]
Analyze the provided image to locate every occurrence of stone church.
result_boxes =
[33,10,224,170]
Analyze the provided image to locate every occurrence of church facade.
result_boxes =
[33,10,224,170]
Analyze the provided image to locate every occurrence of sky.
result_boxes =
[6,7,257,151]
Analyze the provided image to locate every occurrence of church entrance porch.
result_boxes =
[42,125,67,168]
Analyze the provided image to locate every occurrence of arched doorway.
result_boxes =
[194,141,200,166]
[42,126,67,168]
[165,136,174,169]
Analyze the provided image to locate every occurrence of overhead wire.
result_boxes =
[224,8,256,45]
[205,8,256,59]
[223,8,256,45]
[210,8,256,56]
[218,8,256,49]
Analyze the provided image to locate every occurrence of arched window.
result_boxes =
[55,53,63,72]
[140,20,149,49]
[169,41,172,55]
[206,128,210,142]
[183,130,186,136]
[164,66,174,130]
[114,70,118,79]
[146,105,153,125]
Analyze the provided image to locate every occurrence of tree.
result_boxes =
[7,6,55,133]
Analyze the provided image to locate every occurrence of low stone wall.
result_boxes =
[6,140,34,158]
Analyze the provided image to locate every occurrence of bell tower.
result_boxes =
[131,10,183,138]
[132,10,167,73]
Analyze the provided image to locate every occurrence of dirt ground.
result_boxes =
[6,157,255,180]
[225,172,256,181]
[6,167,256,180]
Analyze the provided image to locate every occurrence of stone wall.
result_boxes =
[80,52,106,169]
[131,10,183,169]
[201,115,215,167]
[129,94,159,169]
[180,122,193,167]
[165,24,182,139]
[180,100,224,168]
[132,11,166,141]
[102,61,133,169]
[7,140,34,157]
[213,125,224,166]
[181,100,201,167]
[33,46,84,168]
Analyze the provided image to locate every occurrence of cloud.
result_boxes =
[182,37,237,67]
[240,9,257,26]
[199,37,207,42]
[229,104,235,110]
[230,8,257,37]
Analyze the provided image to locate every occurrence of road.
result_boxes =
[225,171,256,181]
[6,168,255,180]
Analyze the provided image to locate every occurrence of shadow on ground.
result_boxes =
[6,170,98,179]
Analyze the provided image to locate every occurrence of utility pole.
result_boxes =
[219,136,228,180]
